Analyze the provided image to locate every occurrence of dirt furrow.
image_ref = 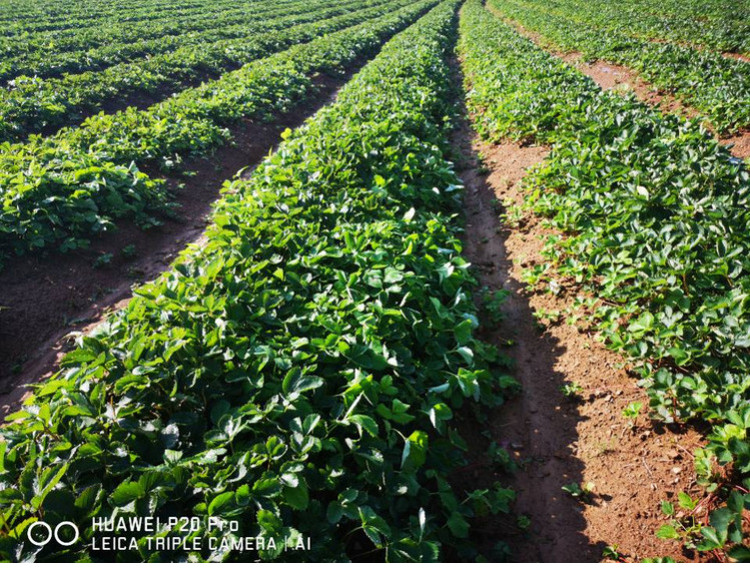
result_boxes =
[454,110,704,562]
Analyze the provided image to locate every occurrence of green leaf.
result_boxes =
[677,492,696,511]
[401,430,428,472]
[728,545,750,562]
[327,501,343,524]
[32,463,68,509]
[257,509,282,535]
[447,511,469,538]
[74,484,101,511]
[454,319,474,345]
[281,367,302,394]
[627,312,654,334]
[208,491,235,516]
[283,482,309,510]
[253,478,281,496]
[655,524,680,539]
[110,481,145,507]
[236,485,251,507]
[358,506,391,547]
[348,414,378,437]
[696,526,723,551]
[289,376,325,395]
[709,507,733,540]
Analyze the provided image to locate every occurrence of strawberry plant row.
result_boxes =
[0,0,517,562]
[0,0,433,266]
[460,0,750,558]
[0,0,348,83]
[0,0,241,38]
[489,0,750,135]
[518,0,750,55]
[0,0,267,55]
[0,0,397,142]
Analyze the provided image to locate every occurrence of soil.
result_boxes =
[0,72,347,417]
[561,56,698,118]
[723,52,750,64]
[720,130,750,160]
[454,105,706,562]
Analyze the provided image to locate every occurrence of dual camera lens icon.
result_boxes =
[27,521,79,547]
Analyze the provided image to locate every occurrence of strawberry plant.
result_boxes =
[460,0,750,558]
[0,1,519,562]
[488,0,750,134]
[0,0,351,83]
[0,0,414,143]
[0,0,438,269]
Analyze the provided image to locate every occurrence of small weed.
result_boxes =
[121,244,137,259]
[656,492,703,549]
[500,202,525,226]
[477,164,491,176]
[93,252,113,268]
[533,308,561,326]
[480,288,509,325]
[487,442,516,472]
[560,381,583,399]
[562,481,595,503]
[521,263,549,287]
[602,544,620,561]
[593,438,617,457]
[622,401,642,428]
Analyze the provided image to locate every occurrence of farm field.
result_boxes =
[0,0,749,564]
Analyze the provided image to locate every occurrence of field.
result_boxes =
[0,0,749,563]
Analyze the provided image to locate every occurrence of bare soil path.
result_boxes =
[0,73,349,417]
[453,100,705,562]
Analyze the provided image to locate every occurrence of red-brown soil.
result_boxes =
[560,56,698,118]
[723,52,750,64]
[721,130,750,159]
[455,114,705,562]
[0,74,345,417]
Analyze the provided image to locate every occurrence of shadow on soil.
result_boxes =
[449,61,604,562]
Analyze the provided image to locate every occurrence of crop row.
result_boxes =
[0,0,260,54]
[0,0,336,82]
[0,0,399,142]
[0,0,436,266]
[0,0,516,562]
[460,0,750,557]
[488,0,750,134]
[527,0,750,55]
[0,0,245,38]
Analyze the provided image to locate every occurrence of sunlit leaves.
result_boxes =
[0,1,516,563]
[461,0,750,557]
